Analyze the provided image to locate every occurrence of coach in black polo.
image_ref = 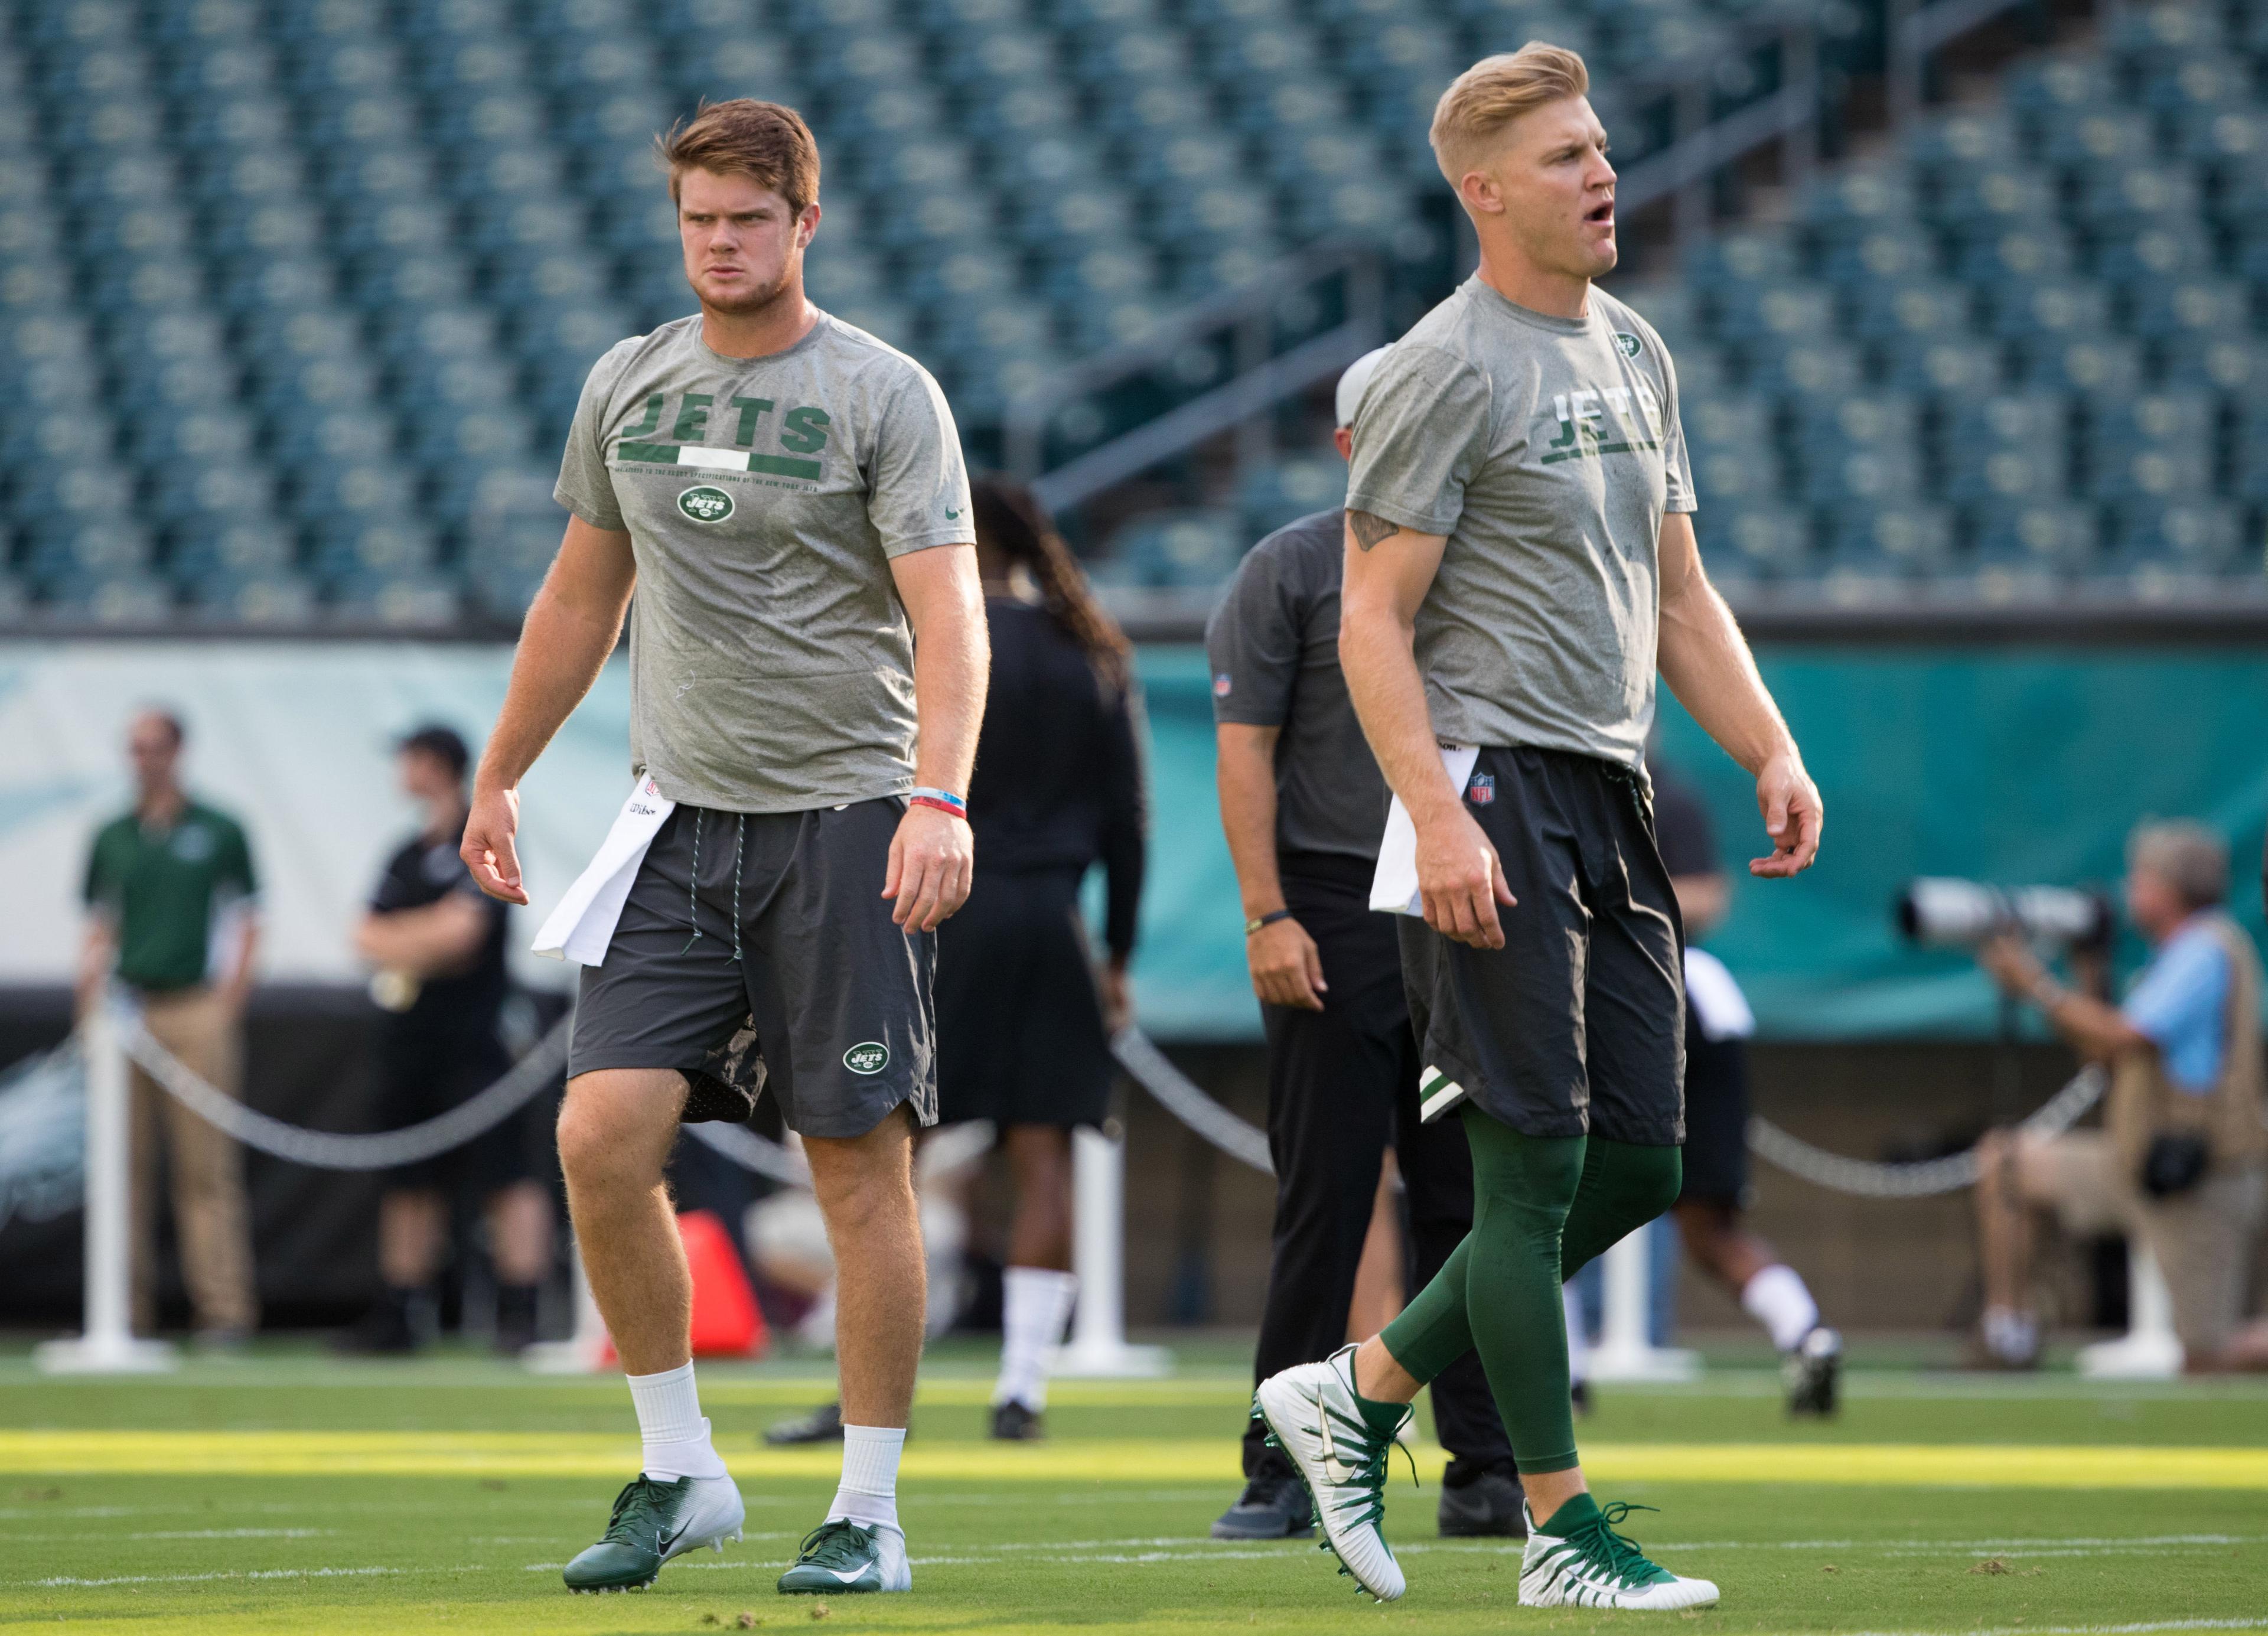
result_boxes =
[1204,350,1520,1543]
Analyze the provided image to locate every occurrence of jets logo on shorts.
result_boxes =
[1467,773,1495,806]
[677,484,735,523]
[1615,331,1641,357]
[843,1041,890,1075]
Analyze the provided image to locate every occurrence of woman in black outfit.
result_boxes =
[762,475,1147,1448]
[945,474,1148,1440]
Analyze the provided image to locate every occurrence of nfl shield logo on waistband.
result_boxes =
[1467,773,1495,805]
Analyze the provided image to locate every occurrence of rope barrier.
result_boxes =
[1110,1028,1275,1175]
[683,1119,809,1184]
[1745,1064,2107,1198]
[109,990,2108,1203]
[121,1005,570,1172]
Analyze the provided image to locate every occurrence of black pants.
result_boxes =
[1242,852,1516,1488]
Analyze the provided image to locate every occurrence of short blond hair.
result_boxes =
[1429,43,1591,187]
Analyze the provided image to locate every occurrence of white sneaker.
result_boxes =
[1519,1498,1719,1610]
[1252,1344,1409,1601]
[777,1518,911,1593]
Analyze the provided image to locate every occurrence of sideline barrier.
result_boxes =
[27,1008,2174,1380]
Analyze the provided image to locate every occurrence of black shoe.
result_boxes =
[1785,1325,1843,1417]
[764,1401,845,1445]
[990,1400,1044,1441]
[1210,1472,1315,1540]
[1569,1378,1592,1417]
[1437,1468,1527,1539]
[331,1289,423,1356]
[494,1284,541,1357]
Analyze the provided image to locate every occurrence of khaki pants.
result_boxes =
[2039,1132,2266,1359]
[129,987,258,1335]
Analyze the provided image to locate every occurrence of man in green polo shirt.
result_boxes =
[79,708,262,1345]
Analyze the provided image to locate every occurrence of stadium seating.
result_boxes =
[0,0,2259,625]
[1644,2,2268,603]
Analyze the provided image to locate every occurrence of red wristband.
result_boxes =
[909,795,967,819]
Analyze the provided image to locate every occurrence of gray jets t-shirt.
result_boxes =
[1205,509,1390,862]
[556,310,972,812]
[1345,278,1693,768]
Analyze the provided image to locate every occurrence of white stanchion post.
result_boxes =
[523,1235,611,1374]
[35,1003,176,1374]
[1585,1227,1699,1382]
[2077,1240,2184,1379]
[1051,1125,1171,1377]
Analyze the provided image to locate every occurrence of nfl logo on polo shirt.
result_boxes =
[1467,773,1495,805]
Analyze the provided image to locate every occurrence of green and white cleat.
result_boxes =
[1252,1343,1412,1601]
[562,1472,745,1594]
[776,1518,911,1594]
[1518,1496,1719,1610]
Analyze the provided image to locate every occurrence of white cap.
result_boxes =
[1335,346,1391,430]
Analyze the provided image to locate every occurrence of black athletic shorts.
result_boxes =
[1397,745,1685,1146]
[568,799,937,1139]
[1674,1016,1751,1204]
[935,865,1112,1129]
[379,1029,548,1194]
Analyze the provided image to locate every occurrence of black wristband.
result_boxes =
[1244,909,1293,936]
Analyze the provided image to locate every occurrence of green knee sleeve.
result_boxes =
[1559,1138,1683,1277]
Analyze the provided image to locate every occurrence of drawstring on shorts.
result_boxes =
[679,807,748,963]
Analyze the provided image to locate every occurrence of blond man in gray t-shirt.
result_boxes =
[460,102,985,1599]
[1252,46,1822,1611]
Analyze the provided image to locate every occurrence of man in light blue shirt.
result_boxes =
[1973,821,2266,1368]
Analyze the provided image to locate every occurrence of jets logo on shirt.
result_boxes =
[1615,331,1642,357]
[844,1041,890,1075]
[677,485,735,523]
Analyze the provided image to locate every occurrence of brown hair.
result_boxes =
[656,99,822,214]
[968,474,1132,695]
[1430,43,1591,187]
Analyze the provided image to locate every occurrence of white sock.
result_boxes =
[827,1424,905,1531]
[995,1266,1078,1410]
[1740,1263,1821,1353]
[1562,1283,1590,1384]
[627,1361,726,1481]
[1983,1304,2038,1363]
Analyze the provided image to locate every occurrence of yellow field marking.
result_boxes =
[2,1432,2265,1488]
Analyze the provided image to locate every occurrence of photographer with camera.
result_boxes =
[1970,822,2265,1371]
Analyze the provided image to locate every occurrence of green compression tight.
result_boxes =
[1376,1106,1681,1474]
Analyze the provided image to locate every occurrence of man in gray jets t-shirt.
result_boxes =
[461,102,984,1599]
[1251,45,1822,1611]
[1204,350,1518,1546]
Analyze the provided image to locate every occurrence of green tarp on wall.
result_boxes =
[1125,644,2268,1041]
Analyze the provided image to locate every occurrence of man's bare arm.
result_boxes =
[462,516,638,903]
[1349,510,1402,551]
[1217,722,1325,1009]
[355,895,489,978]
[1338,513,1515,948]
[884,543,988,931]
[1655,513,1821,877]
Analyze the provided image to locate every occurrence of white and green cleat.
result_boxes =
[1252,1342,1413,1601]
[776,1518,912,1594]
[1518,1496,1720,1610]
[562,1472,745,1593]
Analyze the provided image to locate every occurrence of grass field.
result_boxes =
[4,1338,2266,1635]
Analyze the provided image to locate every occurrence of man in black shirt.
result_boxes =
[341,725,553,1354]
[1651,757,1839,1414]
[1205,352,1520,1540]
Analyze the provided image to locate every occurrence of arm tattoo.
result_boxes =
[1349,510,1400,551]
